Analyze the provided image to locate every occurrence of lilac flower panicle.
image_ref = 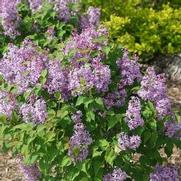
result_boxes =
[54,0,80,22]
[155,98,172,117]
[118,132,141,150]
[68,122,92,162]
[104,88,127,109]
[20,163,41,181]
[28,0,42,12]
[117,50,142,87]
[103,168,128,181]
[0,91,16,118]
[150,165,180,181]
[164,121,181,138]
[0,40,48,94]
[20,98,47,124]
[125,96,144,130]
[1,0,21,37]
[112,168,128,181]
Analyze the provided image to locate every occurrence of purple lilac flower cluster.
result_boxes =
[125,96,144,130]
[118,132,141,150]
[103,168,128,181]
[20,98,47,124]
[54,0,80,22]
[138,67,171,118]
[117,50,142,87]
[28,0,42,12]
[0,39,48,94]
[149,165,180,181]
[81,7,100,29]
[1,0,21,37]
[68,113,92,162]
[164,121,181,138]
[0,90,16,118]
[19,163,41,181]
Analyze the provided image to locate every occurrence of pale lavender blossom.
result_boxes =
[164,121,181,138]
[54,0,80,22]
[125,96,144,130]
[155,98,172,117]
[138,67,167,102]
[0,40,48,94]
[117,50,142,87]
[0,91,16,118]
[20,98,47,124]
[28,0,42,12]
[118,132,141,150]
[81,7,100,29]
[150,165,179,181]
[20,163,41,181]
[1,0,21,37]
[68,122,92,162]
[103,168,128,181]
[104,89,127,109]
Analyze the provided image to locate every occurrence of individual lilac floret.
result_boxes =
[19,163,41,181]
[0,40,48,94]
[68,122,92,163]
[28,0,42,12]
[118,132,141,151]
[54,0,80,22]
[138,67,167,102]
[20,98,47,124]
[71,110,83,123]
[81,7,101,29]
[155,98,172,117]
[164,121,181,139]
[1,0,21,37]
[0,91,16,118]
[125,96,144,130]
[103,168,128,181]
[149,165,179,181]
[117,50,142,87]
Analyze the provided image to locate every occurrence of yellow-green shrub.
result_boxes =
[82,0,181,60]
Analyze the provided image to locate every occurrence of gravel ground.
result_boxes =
[0,81,180,181]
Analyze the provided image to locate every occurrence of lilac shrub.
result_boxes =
[0,1,180,181]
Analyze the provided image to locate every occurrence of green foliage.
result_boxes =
[82,0,181,60]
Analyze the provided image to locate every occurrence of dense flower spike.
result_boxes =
[164,121,181,138]
[81,7,100,29]
[103,168,128,181]
[117,50,142,87]
[138,67,172,118]
[125,96,144,130]
[1,0,21,37]
[54,0,80,22]
[71,110,83,123]
[19,163,41,181]
[0,39,48,94]
[45,60,69,99]
[0,90,16,118]
[20,98,47,124]
[149,165,179,181]
[68,122,92,162]
[64,26,108,63]
[118,132,141,150]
